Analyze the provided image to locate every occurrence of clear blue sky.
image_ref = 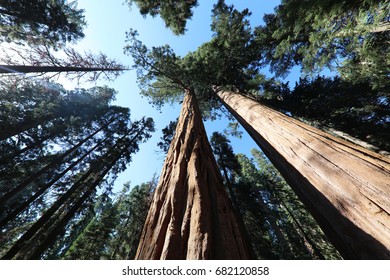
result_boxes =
[66,0,295,191]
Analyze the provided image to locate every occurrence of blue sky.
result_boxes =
[66,0,290,191]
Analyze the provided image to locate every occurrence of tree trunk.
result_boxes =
[250,190,294,256]
[135,90,250,260]
[0,116,117,205]
[216,89,390,259]
[0,131,114,229]
[0,65,115,74]
[1,127,140,259]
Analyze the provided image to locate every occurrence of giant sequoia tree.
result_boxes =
[0,80,155,259]
[128,0,390,259]
[126,19,251,259]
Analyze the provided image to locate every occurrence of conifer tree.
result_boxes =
[0,0,86,46]
[0,80,155,259]
[126,0,198,35]
[126,0,390,258]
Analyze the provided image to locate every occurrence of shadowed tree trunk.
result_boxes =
[215,89,390,259]
[135,89,250,260]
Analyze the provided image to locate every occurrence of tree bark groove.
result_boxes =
[135,90,250,260]
[216,90,390,259]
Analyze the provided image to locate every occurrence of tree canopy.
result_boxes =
[124,0,263,119]
[126,0,198,35]
[255,0,389,89]
[0,80,155,259]
[0,0,86,47]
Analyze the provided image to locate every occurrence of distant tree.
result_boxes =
[0,0,86,46]
[248,149,342,259]
[61,179,155,260]
[0,80,155,259]
[109,181,155,260]
[210,132,255,258]
[0,45,128,82]
[157,118,178,154]
[126,0,198,35]
[63,196,118,260]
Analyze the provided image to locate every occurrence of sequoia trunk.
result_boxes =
[135,90,249,260]
[216,89,390,259]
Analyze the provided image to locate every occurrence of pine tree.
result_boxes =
[0,0,86,46]
[0,81,155,259]
[126,0,198,35]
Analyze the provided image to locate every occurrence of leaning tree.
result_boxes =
[0,44,127,82]
[0,81,155,259]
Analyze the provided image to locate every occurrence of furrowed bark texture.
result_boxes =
[216,90,390,259]
[135,91,249,260]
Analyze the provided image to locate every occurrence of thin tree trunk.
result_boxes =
[0,116,117,205]
[220,168,255,259]
[0,65,117,74]
[278,199,326,259]
[135,90,250,260]
[250,190,294,256]
[0,131,114,229]
[216,89,390,259]
[1,121,152,259]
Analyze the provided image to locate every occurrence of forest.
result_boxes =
[0,0,389,260]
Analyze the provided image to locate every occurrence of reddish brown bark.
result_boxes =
[216,89,390,259]
[135,90,250,260]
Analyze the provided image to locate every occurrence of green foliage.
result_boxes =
[157,118,178,154]
[233,149,342,259]
[62,180,155,260]
[64,197,118,260]
[0,79,155,259]
[255,0,389,89]
[126,0,198,35]
[0,0,86,47]
[125,1,262,119]
[223,122,243,139]
[210,132,241,179]
[109,181,155,259]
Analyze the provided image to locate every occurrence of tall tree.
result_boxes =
[126,0,198,35]
[135,90,249,259]
[0,0,86,46]
[0,81,155,259]
[126,5,252,259]
[126,0,390,258]
[0,45,127,82]
[215,88,390,259]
